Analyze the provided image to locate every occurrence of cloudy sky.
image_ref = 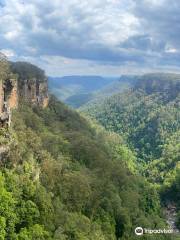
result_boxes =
[0,0,180,76]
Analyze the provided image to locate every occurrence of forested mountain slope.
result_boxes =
[0,97,174,239]
[82,74,180,214]
[82,73,180,164]
[81,73,180,230]
[0,59,178,239]
[74,75,136,109]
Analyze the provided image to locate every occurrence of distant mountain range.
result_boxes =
[48,75,136,108]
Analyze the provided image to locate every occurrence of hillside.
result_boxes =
[82,73,180,223]
[78,75,136,109]
[82,73,180,162]
[0,60,178,239]
[0,98,172,240]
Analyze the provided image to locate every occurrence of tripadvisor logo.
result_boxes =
[135,227,143,236]
[135,226,174,236]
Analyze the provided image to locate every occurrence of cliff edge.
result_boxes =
[11,61,49,108]
[0,55,49,127]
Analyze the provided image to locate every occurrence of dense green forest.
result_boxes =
[81,73,180,234]
[0,59,179,239]
[0,97,176,239]
[1,0,180,238]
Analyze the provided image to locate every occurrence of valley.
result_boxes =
[0,56,179,239]
[1,0,180,239]
[48,75,135,108]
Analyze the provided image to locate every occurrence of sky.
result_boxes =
[0,0,180,76]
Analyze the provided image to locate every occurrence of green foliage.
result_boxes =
[82,74,180,178]
[0,53,10,81]
[82,73,180,235]
[0,94,172,239]
[11,62,45,83]
[18,224,52,240]
[0,217,6,240]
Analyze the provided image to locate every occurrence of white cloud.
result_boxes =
[4,30,20,40]
[165,44,178,53]
[1,0,180,75]
[0,0,138,52]
[1,48,16,57]
[144,0,165,6]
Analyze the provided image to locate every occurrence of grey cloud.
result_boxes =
[133,0,180,49]
[0,0,140,62]
[1,0,180,75]
[120,35,166,52]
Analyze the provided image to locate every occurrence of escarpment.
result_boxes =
[0,54,18,127]
[134,73,180,100]
[0,56,49,127]
[11,61,49,108]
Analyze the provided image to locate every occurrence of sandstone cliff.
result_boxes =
[0,58,49,127]
[0,54,18,127]
[11,61,49,108]
[0,57,49,160]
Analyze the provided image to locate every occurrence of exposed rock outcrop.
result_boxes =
[0,57,49,160]
[0,57,49,128]
[134,73,180,100]
[11,61,49,108]
[0,54,18,127]
[165,202,179,234]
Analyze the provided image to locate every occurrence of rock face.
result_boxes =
[20,78,49,108]
[134,73,180,100]
[0,56,18,127]
[0,59,49,159]
[7,79,18,109]
[0,60,49,127]
[165,203,179,234]
[11,61,49,108]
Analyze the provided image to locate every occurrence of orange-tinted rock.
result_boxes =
[0,80,4,114]
[0,78,18,127]
[11,62,49,108]
[42,97,49,108]
[7,79,18,109]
